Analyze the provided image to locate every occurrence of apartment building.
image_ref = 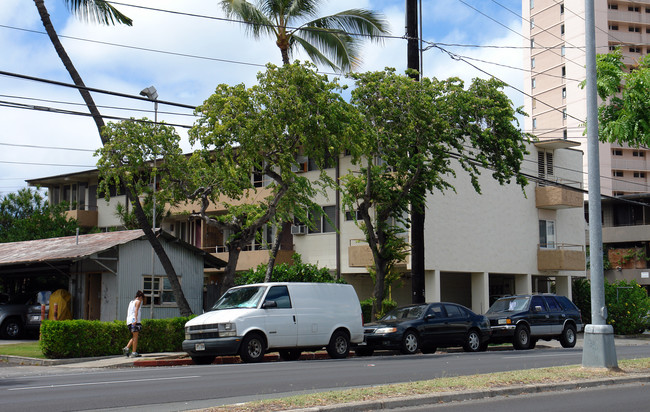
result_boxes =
[523,0,650,289]
[27,139,586,313]
[523,0,650,196]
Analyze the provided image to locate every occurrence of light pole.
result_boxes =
[140,86,158,319]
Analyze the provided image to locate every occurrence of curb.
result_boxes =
[133,351,332,367]
[0,354,123,366]
[286,374,650,412]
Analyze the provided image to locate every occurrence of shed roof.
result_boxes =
[0,230,226,268]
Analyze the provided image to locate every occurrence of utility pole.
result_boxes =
[406,0,425,304]
[581,0,617,368]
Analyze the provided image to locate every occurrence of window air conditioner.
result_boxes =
[291,224,307,235]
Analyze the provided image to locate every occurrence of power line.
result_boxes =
[0,142,96,152]
[0,159,95,167]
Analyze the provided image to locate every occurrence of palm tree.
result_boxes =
[33,0,193,316]
[220,0,390,73]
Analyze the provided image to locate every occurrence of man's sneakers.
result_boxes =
[123,347,130,357]
[130,352,141,358]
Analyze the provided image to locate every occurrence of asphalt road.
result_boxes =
[1,345,649,412]
[392,382,650,412]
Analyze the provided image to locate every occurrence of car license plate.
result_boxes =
[195,343,205,351]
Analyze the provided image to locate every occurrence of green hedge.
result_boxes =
[39,317,191,359]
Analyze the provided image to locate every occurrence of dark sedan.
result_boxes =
[355,302,491,356]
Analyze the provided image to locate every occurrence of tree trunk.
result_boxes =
[219,245,242,297]
[35,0,193,316]
[371,259,388,320]
[264,225,283,282]
[34,0,106,143]
[129,190,193,316]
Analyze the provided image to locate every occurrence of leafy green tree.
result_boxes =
[0,188,79,242]
[235,253,342,285]
[114,194,170,231]
[95,119,194,316]
[586,48,650,146]
[605,280,650,335]
[342,69,529,318]
[129,62,357,297]
[219,0,389,72]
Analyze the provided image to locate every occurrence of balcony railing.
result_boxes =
[535,178,583,209]
[537,243,585,271]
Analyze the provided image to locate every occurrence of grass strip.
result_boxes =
[200,358,650,412]
[0,341,45,359]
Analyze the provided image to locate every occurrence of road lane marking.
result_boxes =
[7,375,201,391]
[506,353,577,359]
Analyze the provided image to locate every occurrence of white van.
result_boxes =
[182,282,364,364]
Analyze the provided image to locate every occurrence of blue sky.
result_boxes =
[0,0,524,195]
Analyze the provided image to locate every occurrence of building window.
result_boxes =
[307,205,336,234]
[633,151,645,157]
[629,26,640,32]
[561,24,565,35]
[532,98,537,109]
[531,38,535,48]
[532,78,536,89]
[143,275,177,306]
[609,45,617,51]
[628,6,640,12]
[613,170,624,177]
[562,87,567,99]
[562,108,567,119]
[613,149,623,156]
[538,151,554,178]
[561,45,566,56]
[630,47,641,53]
[345,210,363,221]
[531,18,535,29]
[533,118,537,129]
[539,220,556,249]
[563,129,568,139]
[560,3,564,14]
[561,66,566,77]
[608,4,618,10]
[609,25,619,30]
[531,58,535,68]
[634,172,646,178]
[531,0,534,9]
[647,28,650,34]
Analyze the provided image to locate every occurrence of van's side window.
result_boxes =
[264,286,292,308]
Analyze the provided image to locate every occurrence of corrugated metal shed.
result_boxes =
[0,230,225,268]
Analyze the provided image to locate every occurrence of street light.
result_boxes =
[139,86,158,230]
[141,86,158,319]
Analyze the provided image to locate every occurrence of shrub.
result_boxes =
[360,297,397,323]
[604,280,650,335]
[572,277,592,325]
[236,253,345,285]
[39,317,191,358]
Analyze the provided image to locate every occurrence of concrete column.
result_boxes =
[555,275,571,299]
[471,272,489,313]
[515,273,532,295]
[424,269,440,302]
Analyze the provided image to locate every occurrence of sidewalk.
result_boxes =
[1,332,649,369]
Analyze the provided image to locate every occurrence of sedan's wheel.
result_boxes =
[191,356,215,365]
[279,349,302,361]
[354,347,374,357]
[513,325,531,350]
[327,330,350,359]
[463,330,481,352]
[560,324,577,348]
[0,318,23,339]
[400,330,420,354]
[239,333,265,363]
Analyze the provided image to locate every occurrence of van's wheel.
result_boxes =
[560,324,577,348]
[400,330,420,354]
[0,317,23,339]
[191,356,215,365]
[239,333,265,363]
[513,325,531,350]
[279,349,302,361]
[463,329,482,352]
[355,347,374,357]
[327,330,350,359]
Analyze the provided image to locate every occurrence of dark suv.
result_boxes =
[485,294,583,350]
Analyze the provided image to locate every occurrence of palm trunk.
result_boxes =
[35,0,193,316]
[34,0,106,143]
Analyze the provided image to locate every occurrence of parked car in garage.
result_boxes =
[355,302,491,356]
[485,294,583,350]
[0,291,49,339]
